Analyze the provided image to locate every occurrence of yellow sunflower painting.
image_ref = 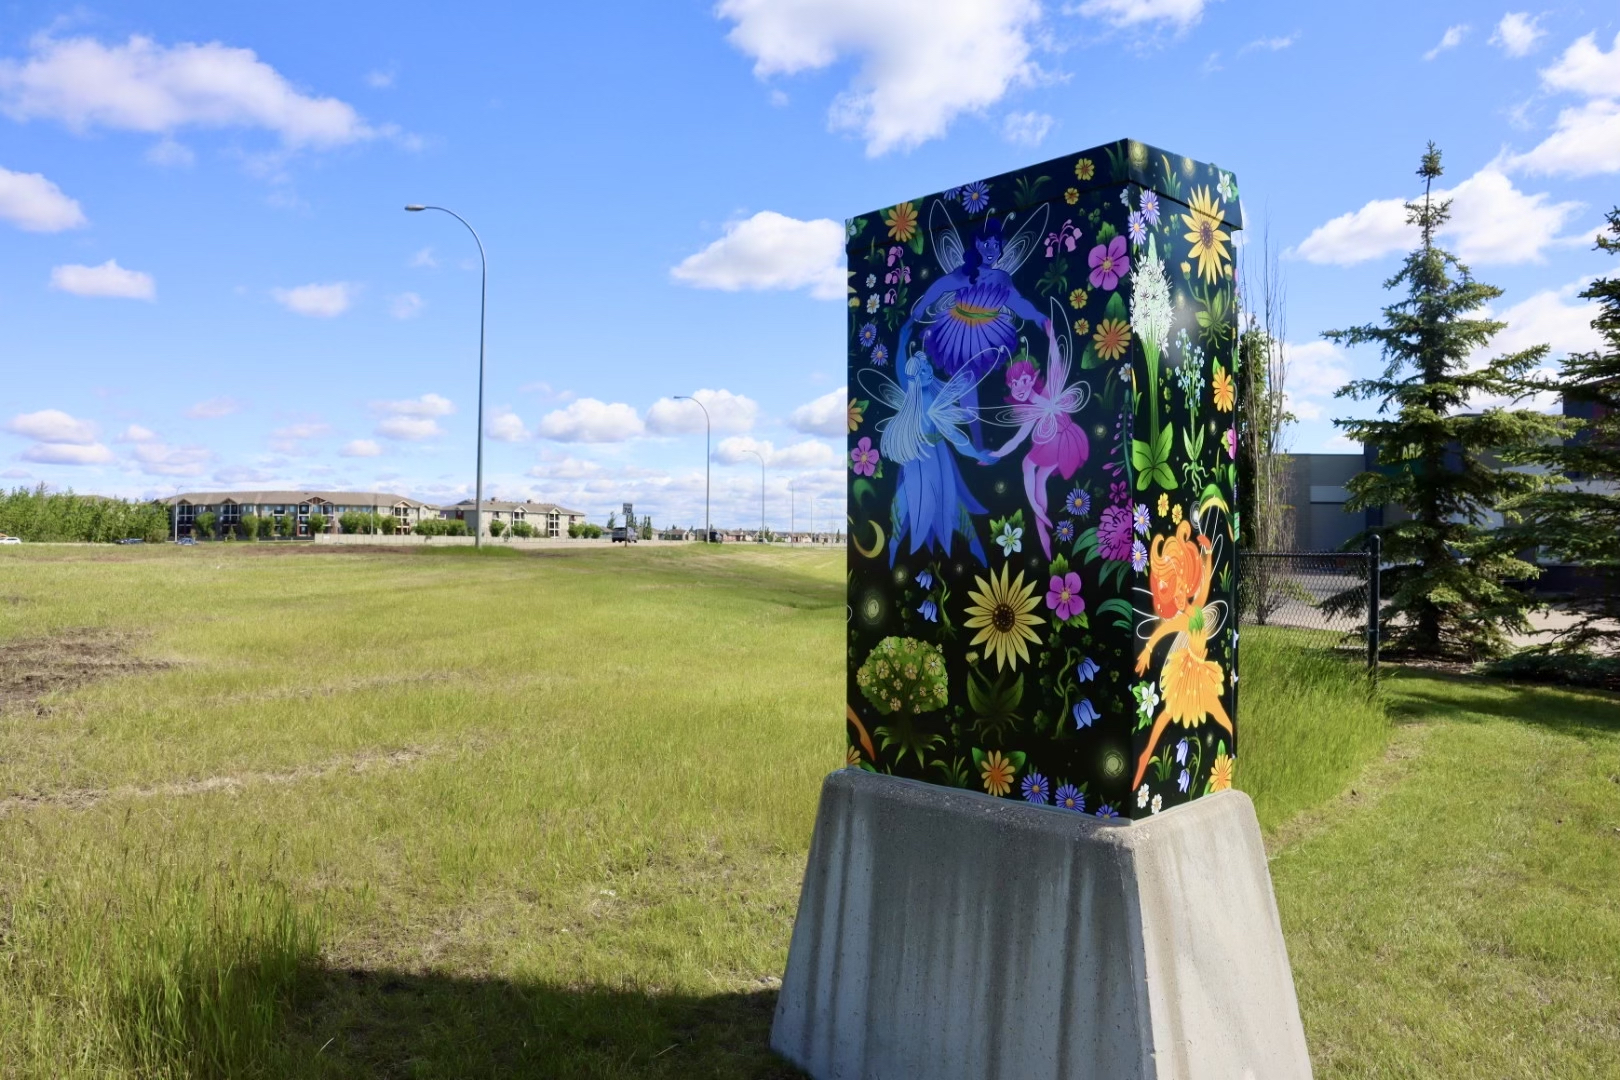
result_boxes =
[884,201,918,244]
[1181,187,1231,284]
[964,564,1042,671]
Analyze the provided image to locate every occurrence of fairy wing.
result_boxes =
[993,203,1050,276]
[1042,299,1089,417]
[929,199,964,275]
[856,366,928,464]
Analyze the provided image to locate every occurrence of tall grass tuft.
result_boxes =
[0,841,322,1079]
[1236,627,1390,830]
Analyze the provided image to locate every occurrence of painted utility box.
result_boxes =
[845,139,1243,820]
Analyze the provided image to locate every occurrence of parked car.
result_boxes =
[117,538,145,545]
[175,536,197,546]
[0,535,20,545]
[610,526,638,544]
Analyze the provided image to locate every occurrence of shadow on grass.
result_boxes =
[1384,667,1620,740]
[287,966,806,1080]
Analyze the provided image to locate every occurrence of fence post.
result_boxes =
[1366,533,1381,681]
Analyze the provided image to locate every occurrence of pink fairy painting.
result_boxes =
[986,304,1091,557]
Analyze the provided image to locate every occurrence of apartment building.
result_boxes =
[438,499,587,537]
[163,491,439,537]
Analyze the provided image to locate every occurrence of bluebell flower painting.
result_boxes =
[916,569,934,590]
[1076,656,1100,682]
[918,598,938,623]
[1073,698,1100,729]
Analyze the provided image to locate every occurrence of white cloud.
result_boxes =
[717,0,1041,155]
[270,422,327,440]
[145,137,194,167]
[1280,341,1351,423]
[369,393,451,441]
[375,416,442,441]
[715,435,838,468]
[671,211,845,299]
[1440,167,1581,263]
[1538,30,1620,97]
[1293,197,1408,265]
[526,455,606,481]
[1239,33,1297,54]
[1508,98,1620,178]
[1500,32,1620,178]
[6,409,99,444]
[119,424,156,442]
[536,399,645,443]
[21,441,113,465]
[50,259,155,299]
[0,468,32,479]
[365,69,395,90]
[1001,110,1052,147]
[0,165,86,231]
[375,392,454,418]
[1075,0,1206,30]
[1490,13,1544,57]
[390,291,423,319]
[408,246,436,268]
[1424,24,1468,61]
[272,282,352,317]
[487,411,529,442]
[340,439,381,457]
[0,34,375,148]
[1293,166,1581,265]
[186,396,241,419]
[789,387,850,436]
[131,440,211,476]
[644,388,759,435]
[1485,279,1603,360]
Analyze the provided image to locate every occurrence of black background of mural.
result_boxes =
[846,139,1242,820]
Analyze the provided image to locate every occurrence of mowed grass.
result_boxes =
[0,543,1615,1078]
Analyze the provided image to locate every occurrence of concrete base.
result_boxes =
[771,770,1312,1080]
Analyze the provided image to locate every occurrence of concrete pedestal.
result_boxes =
[771,770,1312,1080]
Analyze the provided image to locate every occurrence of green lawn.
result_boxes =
[0,544,1614,1078]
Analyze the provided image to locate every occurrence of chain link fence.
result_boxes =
[1237,544,1381,675]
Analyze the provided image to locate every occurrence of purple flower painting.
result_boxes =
[1088,235,1130,290]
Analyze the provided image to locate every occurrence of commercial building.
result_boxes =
[438,499,587,537]
[162,491,439,537]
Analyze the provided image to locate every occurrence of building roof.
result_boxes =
[163,491,435,508]
[442,499,586,515]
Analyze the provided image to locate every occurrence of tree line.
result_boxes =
[0,486,170,543]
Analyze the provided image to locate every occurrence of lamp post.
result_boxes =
[405,204,487,549]
[674,394,710,542]
[744,449,766,541]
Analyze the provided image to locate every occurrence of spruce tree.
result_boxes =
[1327,143,1565,660]
[1504,207,1620,654]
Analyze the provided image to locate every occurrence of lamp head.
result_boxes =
[404,204,426,212]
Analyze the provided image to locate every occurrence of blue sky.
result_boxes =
[3,0,1616,530]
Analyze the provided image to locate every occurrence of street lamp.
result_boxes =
[406,204,488,549]
[744,448,766,541]
[673,394,710,543]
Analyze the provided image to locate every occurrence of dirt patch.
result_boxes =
[0,745,433,816]
[0,629,171,716]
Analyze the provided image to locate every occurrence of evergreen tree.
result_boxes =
[1504,207,1620,654]
[1327,144,1564,660]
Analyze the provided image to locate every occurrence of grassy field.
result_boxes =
[0,543,1614,1078]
